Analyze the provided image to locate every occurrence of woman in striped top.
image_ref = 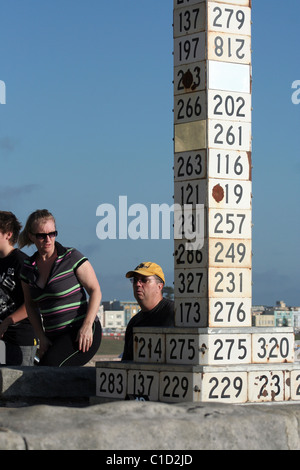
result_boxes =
[19,209,102,367]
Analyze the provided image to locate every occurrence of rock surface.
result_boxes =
[0,400,300,450]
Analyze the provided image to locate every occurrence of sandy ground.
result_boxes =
[85,354,121,367]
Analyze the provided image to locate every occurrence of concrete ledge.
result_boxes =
[0,366,96,406]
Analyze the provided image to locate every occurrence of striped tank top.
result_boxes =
[20,242,89,337]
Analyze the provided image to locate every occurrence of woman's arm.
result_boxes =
[75,261,102,352]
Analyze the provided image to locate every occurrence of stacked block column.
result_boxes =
[95,0,300,404]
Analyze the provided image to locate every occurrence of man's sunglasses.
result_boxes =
[130,276,153,284]
[130,276,163,285]
[33,231,58,241]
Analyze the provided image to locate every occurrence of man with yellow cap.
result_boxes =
[122,262,174,361]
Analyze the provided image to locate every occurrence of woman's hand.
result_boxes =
[76,323,93,352]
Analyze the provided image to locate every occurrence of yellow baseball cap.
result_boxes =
[126,262,165,284]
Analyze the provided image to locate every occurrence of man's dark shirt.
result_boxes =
[122,298,174,361]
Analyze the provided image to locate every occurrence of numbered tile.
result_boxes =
[174,180,207,206]
[248,370,286,402]
[174,239,208,269]
[173,3,206,38]
[208,179,252,210]
[175,298,208,327]
[252,333,294,364]
[208,149,251,181]
[200,333,251,365]
[166,334,200,365]
[207,31,251,64]
[159,371,201,403]
[290,370,300,401]
[174,268,208,298]
[133,333,165,363]
[208,209,252,239]
[127,370,159,401]
[208,267,252,298]
[208,120,252,151]
[209,239,252,268]
[175,91,207,124]
[208,3,251,36]
[208,297,252,327]
[96,367,127,399]
[208,90,251,123]
[202,371,248,403]
[174,0,206,12]
[174,205,206,244]
[174,32,206,66]
[174,62,206,95]
[174,150,206,181]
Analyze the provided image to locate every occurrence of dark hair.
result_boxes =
[0,211,22,246]
[18,209,56,248]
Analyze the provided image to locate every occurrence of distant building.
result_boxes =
[105,310,125,329]
[252,301,295,328]
[251,305,273,327]
[97,304,104,326]
[253,312,275,327]
[100,299,139,329]
[102,300,123,311]
[120,301,139,325]
[272,301,293,327]
[292,308,300,330]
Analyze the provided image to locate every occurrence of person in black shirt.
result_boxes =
[0,212,37,365]
[122,262,174,361]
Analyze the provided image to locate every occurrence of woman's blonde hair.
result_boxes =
[18,209,56,248]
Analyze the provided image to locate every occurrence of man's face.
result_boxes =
[132,275,163,307]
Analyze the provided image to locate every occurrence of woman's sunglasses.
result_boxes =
[33,231,58,241]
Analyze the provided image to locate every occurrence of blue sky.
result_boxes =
[0,0,299,306]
